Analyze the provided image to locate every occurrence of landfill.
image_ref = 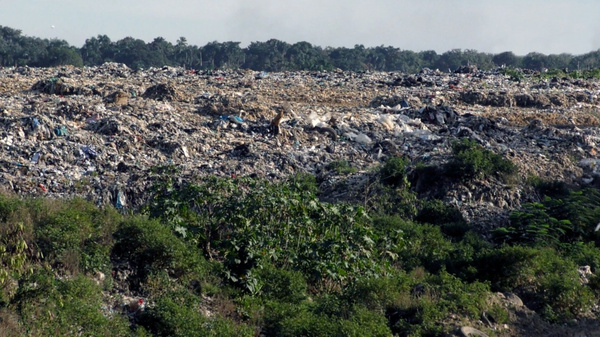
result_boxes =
[0,63,599,230]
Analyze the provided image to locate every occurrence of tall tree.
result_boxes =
[522,52,547,71]
[43,39,83,67]
[492,51,520,68]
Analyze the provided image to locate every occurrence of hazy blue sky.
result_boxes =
[1,0,599,55]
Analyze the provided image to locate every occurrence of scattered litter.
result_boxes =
[0,62,596,221]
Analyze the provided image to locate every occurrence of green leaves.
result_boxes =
[146,170,388,292]
[446,138,517,181]
[494,189,600,247]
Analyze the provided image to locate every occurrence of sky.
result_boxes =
[1,0,599,55]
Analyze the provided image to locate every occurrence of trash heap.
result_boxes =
[1,63,599,228]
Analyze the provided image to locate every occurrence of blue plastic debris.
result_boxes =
[32,118,40,130]
[229,116,244,124]
[54,125,68,136]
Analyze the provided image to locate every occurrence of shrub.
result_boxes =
[411,163,445,195]
[340,306,392,337]
[0,221,34,304]
[139,289,254,337]
[147,175,384,292]
[493,202,571,246]
[368,157,418,217]
[278,311,342,337]
[34,198,121,275]
[416,200,469,238]
[112,216,208,290]
[475,246,595,322]
[385,270,490,336]
[256,264,307,303]
[494,189,600,246]
[273,301,392,337]
[445,139,517,181]
[526,175,570,199]
[286,172,319,195]
[14,271,130,336]
[373,216,454,273]
[345,270,412,312]
[500,67,524,82]
[327,160,357,175]
[561,241,600,272]
[380,156,410,187]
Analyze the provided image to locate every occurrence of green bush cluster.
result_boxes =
[327,160,357,175]
[2,166,600,335]
[494,189,600,246]
[416,199,469,238]
[146,175,385,291]
[475,246,595,322]
[500,67,525,82]
[445,139,517,180]
[13,270,131,336]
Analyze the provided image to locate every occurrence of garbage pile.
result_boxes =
[0,63,599,227]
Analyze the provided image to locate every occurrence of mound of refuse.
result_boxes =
[0,63,599,223]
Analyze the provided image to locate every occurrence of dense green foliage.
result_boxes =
[446,139,517,180]
[3,25,600,72]
[2,147,600,335]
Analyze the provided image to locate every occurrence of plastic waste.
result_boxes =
[30,152,40,164]
[355,133,372,145]
[579,158,600,171]
[115,190,126,209]
[54,125,68,136]
[378,115,395,130]
[81,145,98,159]
[229,116,244,124]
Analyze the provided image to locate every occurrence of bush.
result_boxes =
[494,189,600,246]
[14,271,130,336]
[272,300,391,337]
[411,163,445,195]
[384,270,490,336]
[287,172,319,195]
[369,157,418,217]
[278,311,343,337]
[139,289,253,337]
[500,67,524,82]
[327,160,357,175]
[416,200,469,238]
[112,216,208,290]
[475,246,595,322]
[493,202,571,246]
[256,264,307,303]
[445,139,517,181]
[147,175,384,292]
[340,306,392,337]
[373,216,454,272]
[526,175,570,199]
[34,198,121,275]
[380,156,410,187]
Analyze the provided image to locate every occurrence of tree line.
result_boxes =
[1,25,600,72]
